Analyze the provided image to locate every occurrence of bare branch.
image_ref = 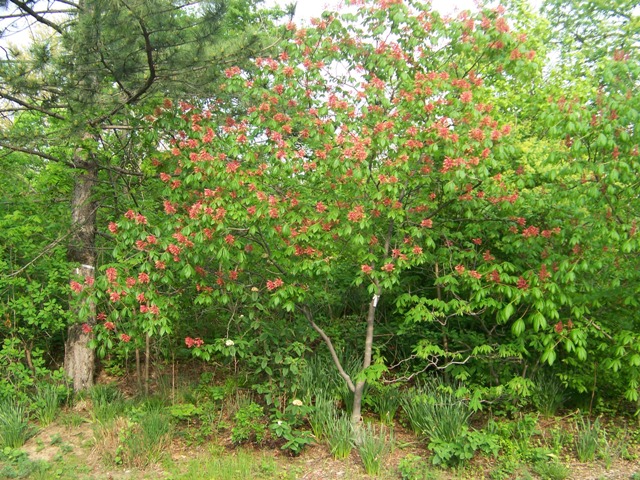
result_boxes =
[302,306,356,392]
[8,0,66,34]
[0,140,77,168]
[0,91,66,120]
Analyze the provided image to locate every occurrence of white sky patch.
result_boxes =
[268,0,479,23]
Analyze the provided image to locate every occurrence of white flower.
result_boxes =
[292,399,303,407]
[225,339,234,347]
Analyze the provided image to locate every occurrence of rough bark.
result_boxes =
[64,161,98,391]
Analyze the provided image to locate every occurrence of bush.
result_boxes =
[231,402,266,444]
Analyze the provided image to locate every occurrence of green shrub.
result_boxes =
[231,402,266,444]
[269,400,314,455]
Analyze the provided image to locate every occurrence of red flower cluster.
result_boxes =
[185,337,204,348]
[70,281,83,293]
[106,267,117,283]
[266,278,284,291]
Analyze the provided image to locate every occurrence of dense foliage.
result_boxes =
[61,0,640,417]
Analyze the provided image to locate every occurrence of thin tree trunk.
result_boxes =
[64,161,98,391]
[136,348,142,390]
[144,333,150,396]
[351,287,380,424]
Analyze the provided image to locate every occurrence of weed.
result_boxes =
[575,416,600,462]
[0,399,33,448]
[599,426,631,468]
[398,453,440,480]
[0,449,49,479]
[356,423,394,475]
[50,432,63,445]
[532,457,570,480]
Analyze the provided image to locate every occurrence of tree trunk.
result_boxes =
[64,161,98,391]
[350,288,380,424]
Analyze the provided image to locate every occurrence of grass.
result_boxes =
[532,373,566,417]
[370,385,401,425]
[32,383,63,426]
[356,423,394,475]
[90,383,127,424]
[325,411,354,460]
[575,416,600,462]
[308,390,336,442]
[532,457,570,480]
[169,448,297,480]
[402,381,471,443]
[0,399,33,448]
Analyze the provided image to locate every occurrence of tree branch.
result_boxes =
[302,306,356,392]
[0,91,66,120]
[0,140,77,168]
[8,0,66,34]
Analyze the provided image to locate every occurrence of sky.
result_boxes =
[269,0,479,23]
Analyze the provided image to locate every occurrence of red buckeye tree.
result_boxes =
[78,0,558,421]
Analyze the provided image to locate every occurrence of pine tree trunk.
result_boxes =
[64,161,98,391]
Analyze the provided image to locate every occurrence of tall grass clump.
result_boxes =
[123,412,174,467]
[0,400,32,448]
[90,383,126,424]
[402,381,471,443]
[32,383,63,426]
[401,379,475,466]
[370,385,401,425]
[326,412,354,460]
[356,423,394,475]
[575,416,600,462]
[308,390,336,442]
[531,373,566,417]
